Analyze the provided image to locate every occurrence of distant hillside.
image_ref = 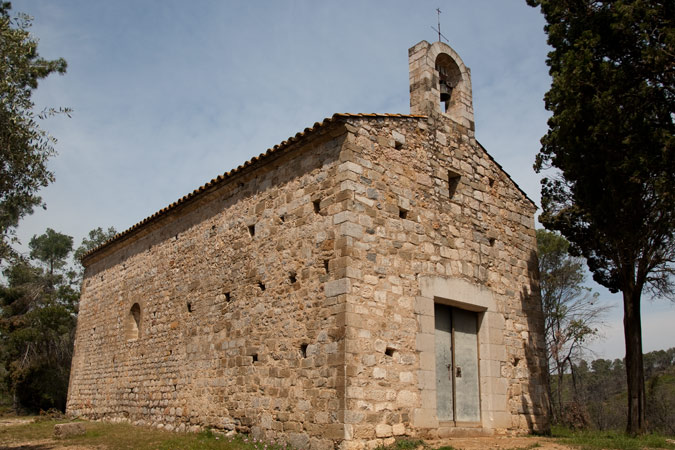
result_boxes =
[558,348,675,433]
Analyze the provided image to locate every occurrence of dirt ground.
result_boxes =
[0,417,579,450]
[0,440,101,450]
[0,417,97,450]
[425,436,575,450]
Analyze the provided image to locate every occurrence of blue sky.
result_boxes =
[14,0,674,360]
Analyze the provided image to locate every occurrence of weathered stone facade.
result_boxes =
[67,41,549,449]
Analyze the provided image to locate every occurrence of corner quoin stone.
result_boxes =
[325,278,352,298]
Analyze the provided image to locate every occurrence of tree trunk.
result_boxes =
[556,364,564,421]
[546,368,555,422]
[568,356,577,400]
[623,287,646,434]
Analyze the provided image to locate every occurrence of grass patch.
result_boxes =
[551,425,675,450]
[375,437,428,450]
[0,417,294,450]
[395,438,425,450]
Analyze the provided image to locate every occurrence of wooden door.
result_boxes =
[434,304,480,423]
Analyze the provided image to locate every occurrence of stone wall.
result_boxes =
[333,116,548,445]
[68,123,352,450]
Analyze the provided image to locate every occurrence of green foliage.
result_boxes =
[394,439,425,450]
[551,424,675,449]
[374,438,427,450]
[529,0,674,297]
[537,230,609,422]
[528,0,674,433]
[29,227,74,275]
[73,226,117,264]
[0,228,76,412]
[0,2,70,263]
[557,349,675,433]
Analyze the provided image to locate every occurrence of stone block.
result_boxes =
[340,222,364,239]
[322,423,346,440]
[420,389,436,408]
[491,411,512,429]
[486,311,506,330]
[413,296,434,316]
[415,333,434,352]
[491,376,509,396]
[375,423,392,437]
[399,371,413,383]
[419,351,435,371]
[396,390,417,406]
[344,410,366,424]
[339,161,364,175]
[392,131,405,147]
[392,423,405,436]
[311,437,336,450]
[417,370,435,390]
[325,279,351,297]
[417,314,434,334]
[289,432,311,449]
[411,408,439,428]
[53,422,86,439]
[333,210,358,225]
[339,440,364,450]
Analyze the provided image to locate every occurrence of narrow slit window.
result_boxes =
[125,303,141,340]
[248,224,256,237]
[313,199,321,214]
[300,343,308,358]
[225,292,231,302]
[258,281,266,292]
[448,170,461,198]
[289,272,297,284]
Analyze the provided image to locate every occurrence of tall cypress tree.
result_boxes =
[528,0,674,434]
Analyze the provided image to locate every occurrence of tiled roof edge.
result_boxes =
[81,113,426,263]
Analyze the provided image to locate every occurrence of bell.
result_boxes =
[440,82,452,102]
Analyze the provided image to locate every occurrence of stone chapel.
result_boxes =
[67,41,550,449]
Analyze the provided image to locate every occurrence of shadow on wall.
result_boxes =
[517,248,551,433]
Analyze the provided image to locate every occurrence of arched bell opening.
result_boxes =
[435,53,463,114]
